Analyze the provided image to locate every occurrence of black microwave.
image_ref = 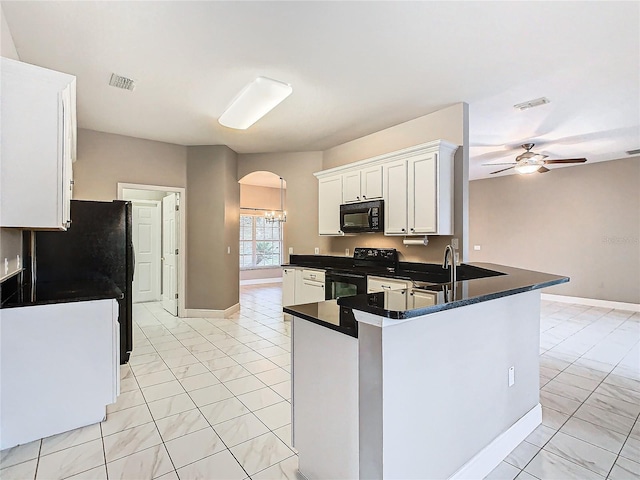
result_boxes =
[339,199,384,233]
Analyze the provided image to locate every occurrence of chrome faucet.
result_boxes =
[442,244,457,286]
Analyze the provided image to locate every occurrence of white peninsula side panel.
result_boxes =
[0,299,119,449]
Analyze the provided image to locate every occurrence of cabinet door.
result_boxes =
[342,171,361,203]
[409,290,439,309]
[383,160,408,235]
[0,59,76,230]
[282,268,297,307]
[408,153,437,234]
[361,165,383,200]
[318,176,344,235]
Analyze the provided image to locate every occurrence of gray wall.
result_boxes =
[74,129,187,200]
[469,157,640,304]
[323,103,470,263]
[187,146,239,310]
[238,151,326,260]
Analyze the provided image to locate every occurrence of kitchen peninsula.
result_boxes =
[284,261,568,480]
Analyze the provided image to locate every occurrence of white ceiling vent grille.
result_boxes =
[514,97,550,111]
[109,73,136,91]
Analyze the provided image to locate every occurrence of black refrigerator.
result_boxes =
[35,200,134,364]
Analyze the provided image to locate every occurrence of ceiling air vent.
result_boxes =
[626,148,640,156]
[514,97,550,111]
[109,73,136,91]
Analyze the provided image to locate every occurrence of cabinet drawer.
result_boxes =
[367,276,412,293]
[302,269,325,282]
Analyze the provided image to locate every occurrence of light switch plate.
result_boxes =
[289,247,294,255]
[474,245,481,251]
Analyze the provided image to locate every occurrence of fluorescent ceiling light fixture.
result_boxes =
[219,76,292,129]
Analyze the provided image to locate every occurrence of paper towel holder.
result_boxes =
[403,236,429,246]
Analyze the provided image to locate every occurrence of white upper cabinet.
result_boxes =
[315,140,458,236]
[1,58,77,230]
[318,175,343,236]
[383,160,408,235]
[360,165,383,200]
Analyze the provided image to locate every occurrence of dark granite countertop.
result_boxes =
[283,259,568,329]
[1,276,123,309]
[284,300,358,337]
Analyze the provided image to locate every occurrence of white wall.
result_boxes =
[1,5,19,60]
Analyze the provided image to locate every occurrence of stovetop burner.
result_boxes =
[352,247,399,272]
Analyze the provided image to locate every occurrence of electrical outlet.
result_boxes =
[16,254,20,269]
[454,252,460,265]
[451,238,459,249]
[314,247,319,255]
[474,245,481,251]
[289,247,294,255]
[4,258,8,275]
[227,246,230,254]
[508,366,515,387]
[345,248,350,256]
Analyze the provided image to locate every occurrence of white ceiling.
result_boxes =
[2,1,638,179]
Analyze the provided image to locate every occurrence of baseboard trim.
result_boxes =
[449,404,541,480]
[541,293,640,312]
[240,277,283,286]
[185,303,240,318]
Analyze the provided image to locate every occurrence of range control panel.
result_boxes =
[353,248,398,263]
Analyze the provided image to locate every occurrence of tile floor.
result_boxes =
[1,285,638,479]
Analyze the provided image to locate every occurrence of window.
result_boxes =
[240,214,282,269]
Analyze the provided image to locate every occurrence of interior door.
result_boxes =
[161,193,178,315]
[132,202,161,303]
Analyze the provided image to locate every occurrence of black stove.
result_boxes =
[352,247,399,274]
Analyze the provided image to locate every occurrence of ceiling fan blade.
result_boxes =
[482,163,517,166]
[537,166,550,173]
[543,158,587,164]
[490,166,515,175]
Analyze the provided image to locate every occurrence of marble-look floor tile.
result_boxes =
[106,444,173,480]
[119,377,140,393]
[563,364,608,382]
[584,391,640,419]
[254,401,291,430]
[540,390,582,416]
[255,368,290,386]
[504,441,539,469]
[165,427,225,468]
[155,409,210,442]
[154,470,179,480]
[170,363,209,380]
[268,353,291,367]
[163,354,200,369]
[483,460,521,480]
[199,397,251,425]
[541,406,570,430]
[230,432,293,476]
[237,387,285,411]
[224,375,267,396]
[619,436,640,463]
[194,349,229,362]
[595,381,640,404]
[543,431,616,476]
[40,423,101,456]
[36,439,104,480]
[147,393,196,420]
[603,373,640,393]
[101,404,153,436]
[106,389,146,413]
[272,425,293,450]
[229,351,265,364]
[103,423,162,462]
[553,371,601,391]
[134,370,176,388]
[211,364,253,382]
[141,380,185,403]
[178,372,220,392]
[270,381,291,400]
[214,413,270,447]
[607,455,640,480]
[176,450,246,480]
[558,417,626,453]
[0,458,37,480]
[524,449,604,480]
[1,440,40,469]
[128,353,162,366]
[251,454,301,480]
[541,379,592,403]
[573,404,635,436]
[513,471,538,480]
[188,383,234,407]
[63,464,107,479]
[130,360,169,377]
[243,358,280,375]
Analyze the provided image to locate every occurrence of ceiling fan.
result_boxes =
[484,143,587,175]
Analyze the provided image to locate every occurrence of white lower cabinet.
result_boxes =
[282,268,297,307]
[367,276,412,293]
[0,299,120,449]
[295,269,326,304]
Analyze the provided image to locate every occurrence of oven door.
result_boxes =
[325,271,367,300]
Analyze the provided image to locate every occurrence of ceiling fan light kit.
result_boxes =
[218,76,292,130]
[484,143,587,175]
